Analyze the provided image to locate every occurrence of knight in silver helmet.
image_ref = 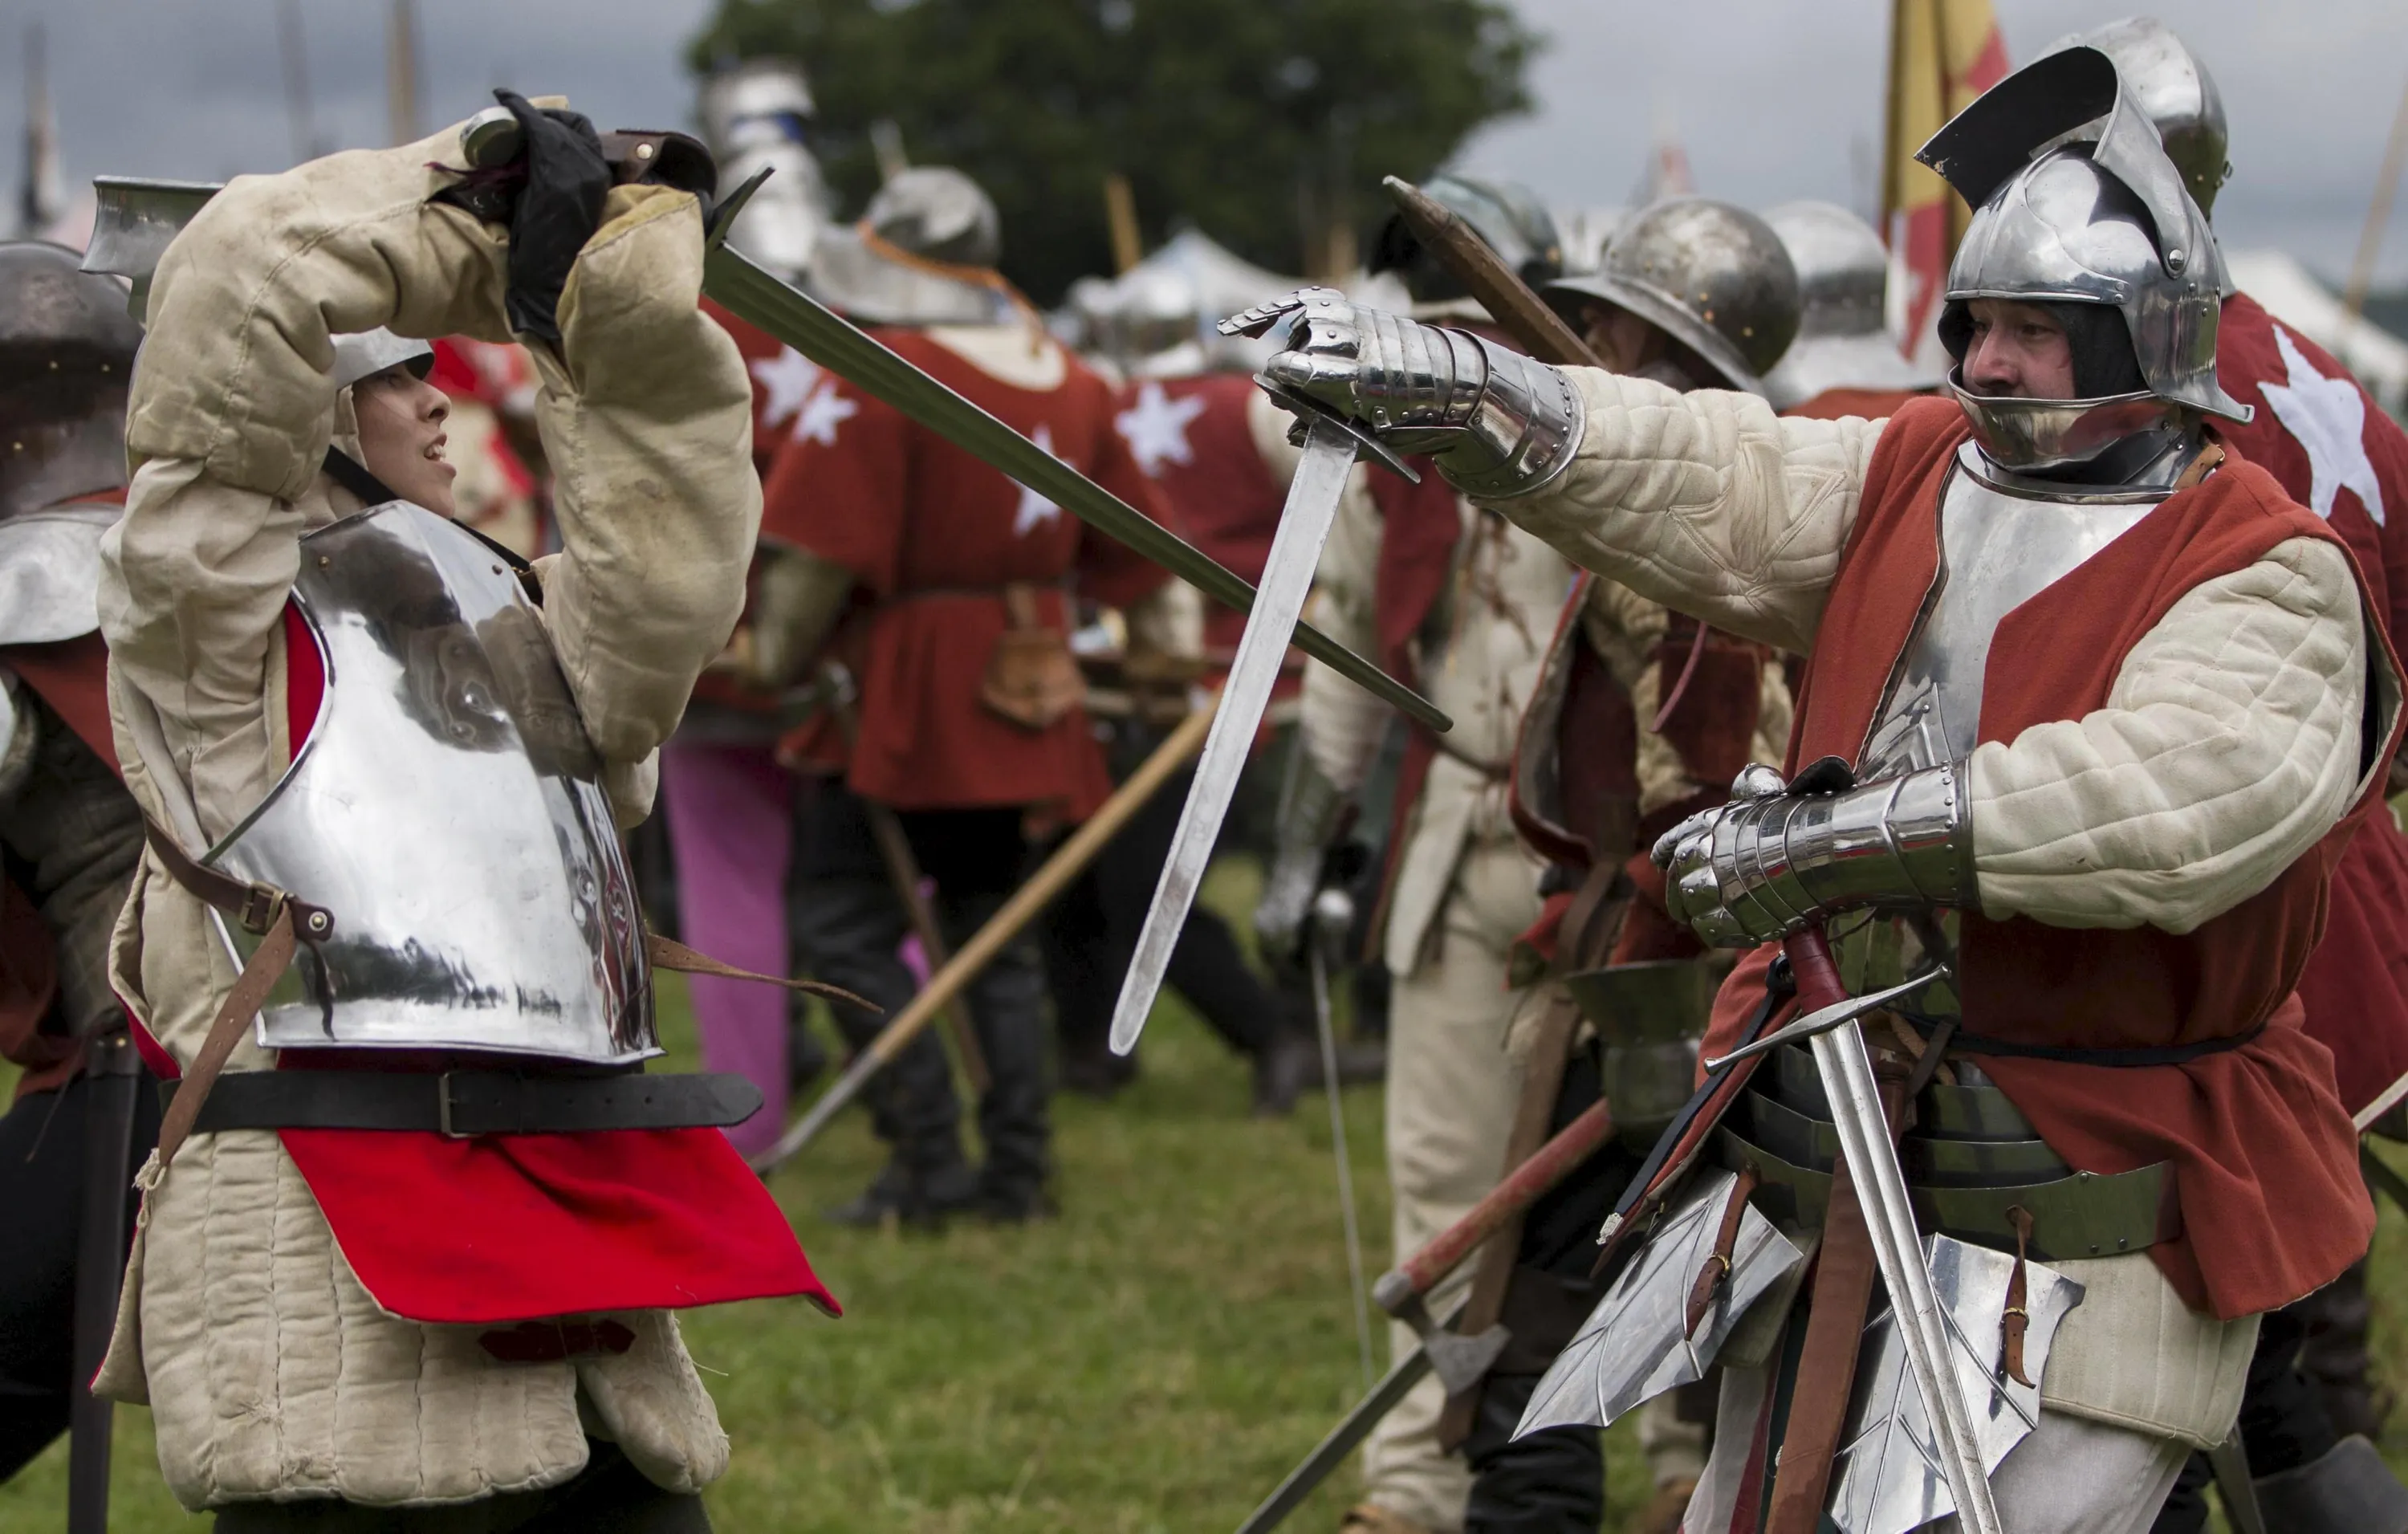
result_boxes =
[698,56,830,282]
[806,165,1021,326]
[0,242,156,1521]
[1542,197,1800,396]
[2049,21,2408,1534]
[1239,43,2396,1532]
[1760,201,1939,415]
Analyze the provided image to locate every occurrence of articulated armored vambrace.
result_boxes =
[1235,287,1586,499]
[1655,761,1974,948]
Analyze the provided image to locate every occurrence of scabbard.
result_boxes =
[69,1033,144,1534]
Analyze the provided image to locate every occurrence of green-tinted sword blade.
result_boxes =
[699,246,1450,734]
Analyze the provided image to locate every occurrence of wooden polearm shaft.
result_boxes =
[752,696,1218,1172]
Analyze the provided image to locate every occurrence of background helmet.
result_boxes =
[1368,174,1564,313]
[1544,197,1801,394]
[2040,18,2230,218]
[0,241,144,519]
[808,167,1016,327]
[1760,201,1938,409]
[1918,45,2246,469]
[699,59,830,281]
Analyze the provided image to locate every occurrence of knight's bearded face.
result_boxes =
[1960,299,2077,400]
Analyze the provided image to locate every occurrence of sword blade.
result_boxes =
[1812,1017,2004,1534]
[699,246,1448,734]
[1234,1331,1445,1534]
[1108,414,1359,1055]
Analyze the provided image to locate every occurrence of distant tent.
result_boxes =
[2226,250,2408,421]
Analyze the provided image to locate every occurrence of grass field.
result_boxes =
[6,861,2408,1530]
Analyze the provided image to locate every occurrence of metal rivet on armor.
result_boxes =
[318,556,331,568]
[98,363,109,372]
[2088,1243,2100,1253]
[47,359,58,369]
[636,143,654,160]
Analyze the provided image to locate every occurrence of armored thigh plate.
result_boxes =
[206,501,654,1064]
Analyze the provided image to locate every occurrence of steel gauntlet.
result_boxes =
[1229,287,1585,499]
[1654,762,1974,947]
[1254,746,1351,964]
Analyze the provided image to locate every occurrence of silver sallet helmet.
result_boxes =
[2040,18,2230,218]
[1917,44,2248,471]
[1760,201,1939,410]
[807,165,1018,327]
[0,242,142,523]
[699,58,830,281]
[1544,197,1801,396]
[0,242,144,648]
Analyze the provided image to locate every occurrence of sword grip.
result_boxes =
[1782,927,1850,1015]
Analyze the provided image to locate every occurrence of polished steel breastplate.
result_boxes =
[207,501,655,1064]
[1860,444,2164,779]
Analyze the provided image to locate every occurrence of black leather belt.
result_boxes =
[161,1069,763,1137]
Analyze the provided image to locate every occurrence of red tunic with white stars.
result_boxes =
[759,327,1169,817]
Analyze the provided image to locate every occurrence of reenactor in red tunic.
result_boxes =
[1249,43,2399,1532]
[2048,18,2408,1531]
[755,167,1190,1223]
[0,243,157,1495]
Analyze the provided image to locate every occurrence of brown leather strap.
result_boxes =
[139,813,337,1174]
[140,818,315,939]
[644,931,877,1013]
[2000,1205,2036,1388]
[153,903,299,1173]
[1764,1066,1906,1534]
[1686,1162,1762,1337]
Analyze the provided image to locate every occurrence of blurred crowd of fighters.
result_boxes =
[4,13,2408,1534]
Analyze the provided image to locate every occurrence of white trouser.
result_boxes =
[1360,836,1538,1532]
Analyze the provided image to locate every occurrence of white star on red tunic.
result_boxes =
[2262,326,2385,525]
[791,380,858,447]
[1114,380,1209,478]
[1013,424,1066,535]
[749,346,821,433]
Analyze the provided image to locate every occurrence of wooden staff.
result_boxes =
[752,694,1218,1173]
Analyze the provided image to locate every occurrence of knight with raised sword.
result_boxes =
[1227,45,2399,1534]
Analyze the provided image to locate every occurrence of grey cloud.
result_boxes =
[3,0,2402,286]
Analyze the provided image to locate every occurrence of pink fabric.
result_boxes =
[658,741,797,1158]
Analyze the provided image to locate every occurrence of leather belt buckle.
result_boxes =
[237,884,284,936]
[437,1072,470,1138]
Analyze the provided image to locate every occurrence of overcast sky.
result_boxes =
[3,0,2403,285]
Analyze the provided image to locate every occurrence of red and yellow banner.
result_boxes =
[1882,0,2009,367]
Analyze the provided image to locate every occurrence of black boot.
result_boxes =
[1251,1027,1316,1117]
[821,1158,978,1231]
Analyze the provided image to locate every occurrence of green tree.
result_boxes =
[689,0,1537,305]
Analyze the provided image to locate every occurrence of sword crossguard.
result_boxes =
[1698,965,1947,1073]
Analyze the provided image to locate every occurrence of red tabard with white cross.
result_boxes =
[1700,397,2396,1319]
[759,327,1169,817]
[2216,290,2408,1119]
